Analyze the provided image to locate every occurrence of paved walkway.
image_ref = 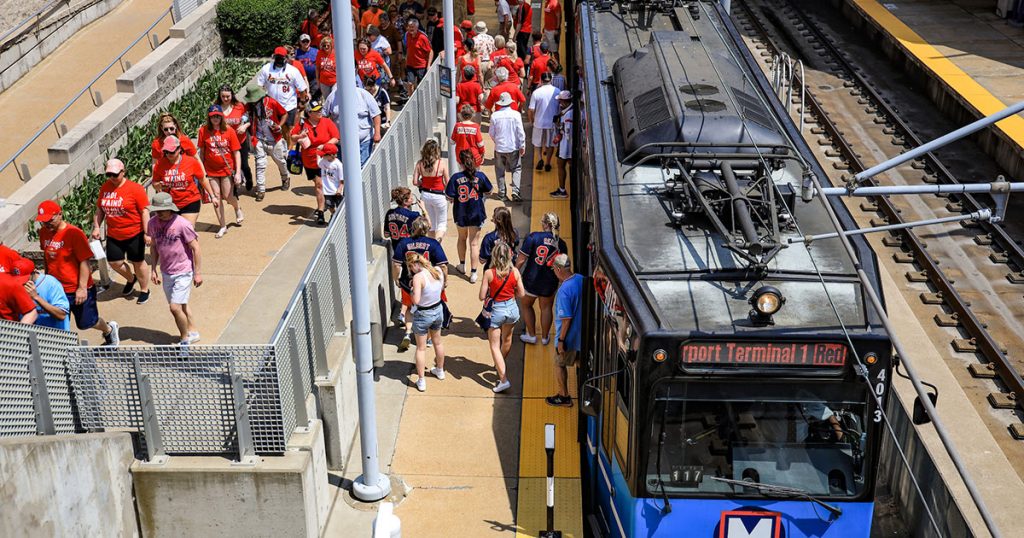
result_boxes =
[0,0,174,195]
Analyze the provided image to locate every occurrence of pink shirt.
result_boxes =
[147,215,198,275]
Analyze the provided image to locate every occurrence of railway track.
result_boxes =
[732,0,1024,441]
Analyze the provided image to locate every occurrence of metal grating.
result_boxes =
[634,88,671,130]
[0,320,79,437]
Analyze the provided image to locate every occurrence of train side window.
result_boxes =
[614,355,631,471]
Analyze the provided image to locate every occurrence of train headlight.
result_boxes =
[749,286,785,325]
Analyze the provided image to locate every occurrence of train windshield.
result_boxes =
[646,381,870,499]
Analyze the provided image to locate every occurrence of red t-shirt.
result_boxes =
[222,102,249,145]
[530,54,552,85]
[0,244,19,273]
[457,56,481,79]
[301,19,323,48]
[455,80,484,111]
[495,55,521,85]
[486,81,527,111]
[150,135,197,160]
[197,125,241,177]
[96,179,148,241]
[360,9,382,29]
[292,59,309,82]
[490,49,510,64]
[252,96,288,143]
[543,0,561,32]
[451,121,485,166]
[317,50,337,86]
[355,50,386,80]
[0,274,36,321]
[405,31,432,69]
[518,4,533,34]
[39,224,94,293]
[291,118,340,168]
[152,155,205,209]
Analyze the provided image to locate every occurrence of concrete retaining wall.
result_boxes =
[0,0,223,249]
[0,432,138,536]
[0,0,125,93]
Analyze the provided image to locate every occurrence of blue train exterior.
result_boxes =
[566,2,894,537]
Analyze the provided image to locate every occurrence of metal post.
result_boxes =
[228,365,259,466]
[27,332,56,435]
[540,423,561,538]
[134,358,167,465]
[328,243,348,335]
[307,281,330,380]
[333,0,392,503]
[444,0,457,175]
[288,327,311,429]
[855,100,1024,181]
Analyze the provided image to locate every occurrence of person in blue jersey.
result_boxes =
[515,212,567,345]
[392,217,448,352]
[384,186,428,329]
[444,150,492,284]
[12,258,70,330]
[479,206,518,270]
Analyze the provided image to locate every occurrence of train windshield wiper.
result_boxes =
[708,476,843,519]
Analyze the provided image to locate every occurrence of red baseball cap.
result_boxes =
[36,200,61,222]
[322,143,338,155]
[274,46,288,56]
[10,258,35,285]
[460,20,472,29]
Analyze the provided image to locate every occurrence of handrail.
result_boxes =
[0,5,174,181]
[0,0,69,47]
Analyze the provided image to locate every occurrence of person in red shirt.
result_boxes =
[291,100,340,225]
[216,85,253,192]
[490,35,509,66]
[515,0,533,59]
[543,0,561,53]
[360,0,383,35]
[355,39,395,87]
[456,66,485,115]
[91,158,151,303]
[152,136,216,226]
[486,67,527,111]
[300,8,324,47]
[495,42,524,87]
[0,268,37,323]
[0,242,19,273]
[403,19,434,96]
[451,106,486,166]
[36,200,119,344]
[316,36,337,99]
[198,105,244,239]
[150,113,197,166]
[457,39,481,83]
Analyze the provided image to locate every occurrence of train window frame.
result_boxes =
[613,353,632,472]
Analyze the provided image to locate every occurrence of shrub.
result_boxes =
[217,0,321,57]
[28,58,260,242]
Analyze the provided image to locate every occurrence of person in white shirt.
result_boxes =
[324,84,383,165]
[551,90,573,198]
[367,25,393,68]
[489,92,526,201]
[318,143,344,219]
[473,21,496,82]
[496,0,513,38]
[528,72,559,172]
[256,46,310,146]
[407,251,447,392]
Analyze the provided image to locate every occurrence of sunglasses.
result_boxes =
[162,127,177,132]
[105,172,121,178]
[162,149,179,155]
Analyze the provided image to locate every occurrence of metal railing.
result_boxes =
[0,319,80,437]
[0,5,174,182]
[0,0,70,48]
[0,62,443,460]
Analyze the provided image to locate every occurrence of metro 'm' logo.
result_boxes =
[718,510,782,538]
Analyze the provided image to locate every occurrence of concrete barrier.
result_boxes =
[0,432,138,536]
[0,0,223,248]
[0,0,125,93]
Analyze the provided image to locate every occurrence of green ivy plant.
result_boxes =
[217,0,323,57]
[28,58,260,242]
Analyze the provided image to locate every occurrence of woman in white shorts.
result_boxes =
[412,139,449,240]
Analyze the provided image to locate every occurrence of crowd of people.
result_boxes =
[2,0,580,406]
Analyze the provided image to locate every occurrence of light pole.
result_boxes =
[331,0,391,502]
[444,0,457,174]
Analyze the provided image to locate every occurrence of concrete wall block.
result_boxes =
[317,335,357,472]
[116,37,187,95]
[286,420,331,534]
[169,0,221,40]
[0,432,138,536]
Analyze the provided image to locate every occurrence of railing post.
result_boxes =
[288,327,311,430]
[228,363,259,466]
[328,243,347,335]
[133,351,167,465]
[541,423,560,538]
[307,282,330,380]
[27,332,56,435]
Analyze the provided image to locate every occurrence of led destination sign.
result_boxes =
[681,342,848,367]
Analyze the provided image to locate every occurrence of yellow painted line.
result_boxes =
[516,478,584,537]
[518,398,581,477]
[852,0,1024,147]
[522,344,579,399]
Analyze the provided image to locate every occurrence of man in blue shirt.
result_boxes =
[295,34,319,84]
[12,258,70,330]
[548,253,583,407]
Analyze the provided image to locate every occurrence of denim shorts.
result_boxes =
[412,304,443,335]
[490,299,520,329]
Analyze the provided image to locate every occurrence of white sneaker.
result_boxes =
[416,377,427,392]
[520,333,537,344]
[235,208,245,224]
[456,263,466,274]
[541,337,550,346]
[187,332,201,344]
[469,270,478,283]
[493,379,511,393]
[103,321,120,347]
[430,367,445,380]
[215,226,228,238]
